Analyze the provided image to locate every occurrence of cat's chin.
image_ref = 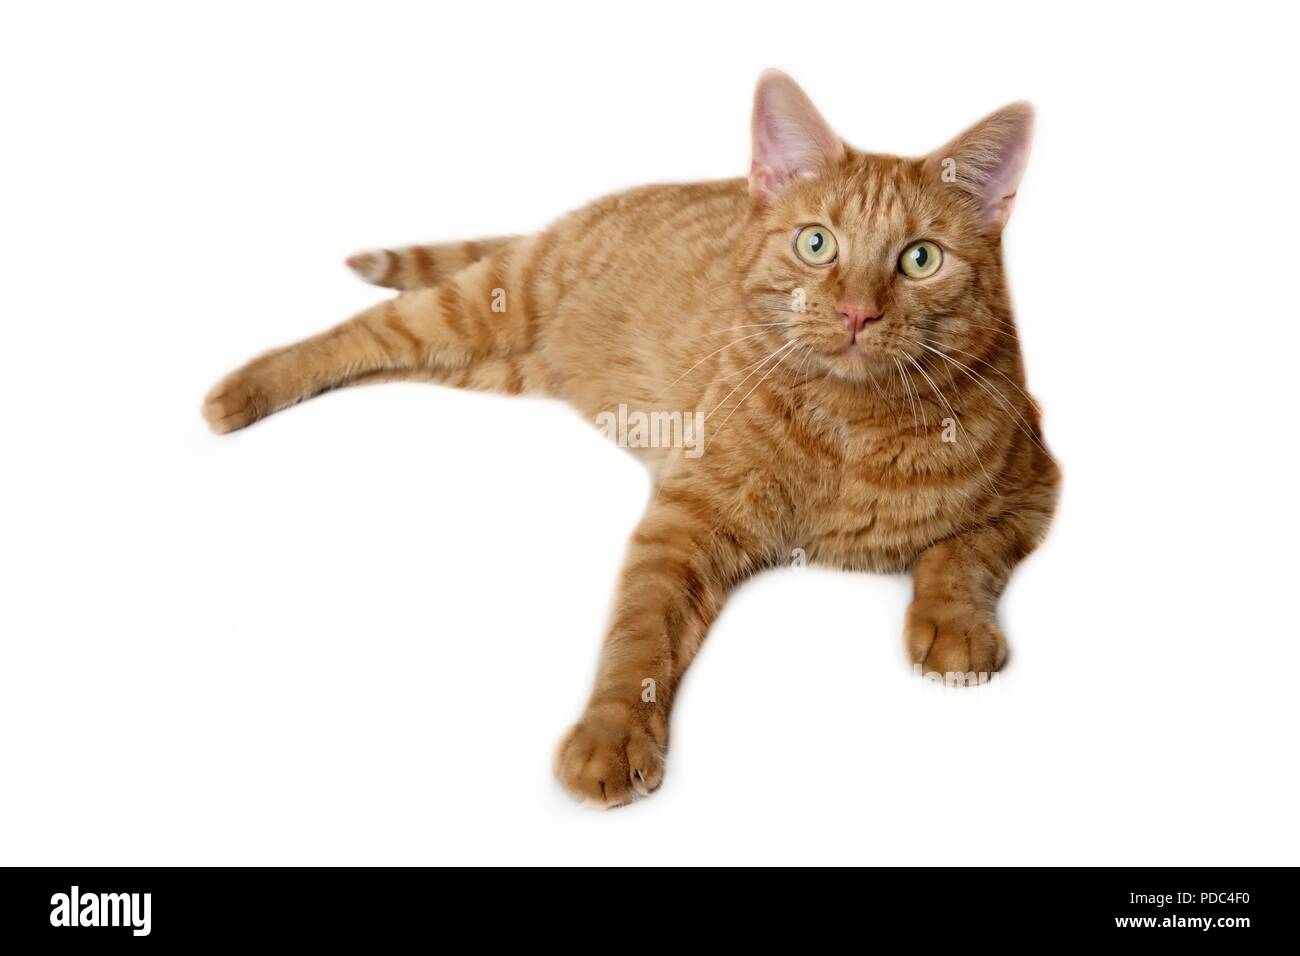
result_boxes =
[815,347,894,385]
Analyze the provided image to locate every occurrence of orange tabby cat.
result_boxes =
[203,71,1059,808]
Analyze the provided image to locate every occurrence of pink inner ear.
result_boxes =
[749,71,843,203]
[749,161,783,205]
[983,141,1031,226]
[749,158,821,205]
[943,103,1034,230]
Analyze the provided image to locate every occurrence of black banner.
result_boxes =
[0,867,1287,945]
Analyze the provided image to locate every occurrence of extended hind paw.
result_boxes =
[202,368,271,434]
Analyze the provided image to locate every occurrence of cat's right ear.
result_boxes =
[749,70,845,204]
[928,102,1035,232]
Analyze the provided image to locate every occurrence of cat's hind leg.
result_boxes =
[203,236,548,433]
[345,236,520,291]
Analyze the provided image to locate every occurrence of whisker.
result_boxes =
[642,327,786,410]
[862,360,882,402]
[894,356,919,435]
[714,339,803,437]
[693,298,807,316]
[959,320,1021,340]
[904,352,1000,499]
[693,305,802,316]
[675,322,787,343]
[918,342,1049,455]
[905,361,923,433]
[904,353,949,423]
[938,341,1039,408]
[707,339,798,421]
[907,360,928,431]
[790,343,816,389]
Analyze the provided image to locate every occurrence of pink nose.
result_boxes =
[839,303,883,339]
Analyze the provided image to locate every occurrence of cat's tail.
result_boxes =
[345,236,520,292]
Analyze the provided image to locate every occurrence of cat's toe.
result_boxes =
[554,705,665,809]
[905,600,1007,683]
[202,371,268,434]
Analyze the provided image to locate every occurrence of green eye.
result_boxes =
[899,240,943,279]
[793,225,838,266]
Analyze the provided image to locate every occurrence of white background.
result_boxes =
[2,1,1297,865]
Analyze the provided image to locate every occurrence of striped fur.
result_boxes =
[204,73,1058,808]
[346,237,519,291]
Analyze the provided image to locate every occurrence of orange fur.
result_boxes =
[203,72,1058,808]
[346,236,518,291]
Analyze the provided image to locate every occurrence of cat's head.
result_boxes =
[741,70,1032,386]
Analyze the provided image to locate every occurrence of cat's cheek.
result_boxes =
[902,273,974,319]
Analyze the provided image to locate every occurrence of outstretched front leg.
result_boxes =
[203,236,539,433]
[906,447,1059,683]
[555,468,785,808]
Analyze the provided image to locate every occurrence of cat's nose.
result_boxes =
[839,303,883,340]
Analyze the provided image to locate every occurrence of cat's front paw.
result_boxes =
[554,702,665,809]
[905,599,1007,683]
[202,365,271,434]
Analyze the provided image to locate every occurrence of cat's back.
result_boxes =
[539,179,748,300]
[535,179,751,411]
[567,178,748,243]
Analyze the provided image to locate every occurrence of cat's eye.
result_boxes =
[793,225,838,266]
[899,240,943,279]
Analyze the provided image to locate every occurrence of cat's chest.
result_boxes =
[789,415,977,572]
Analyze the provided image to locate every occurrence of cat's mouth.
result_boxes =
[833,339,891,366]
[802,333,927,386]
[789,325,912,381]
[802,341,887,384]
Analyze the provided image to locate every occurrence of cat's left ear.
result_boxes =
[928,102,1034,232]
[749,70,845,203]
